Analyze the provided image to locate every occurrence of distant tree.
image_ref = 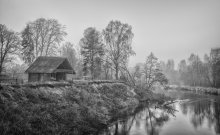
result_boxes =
[0,24,20,74]
[178,59,188,85]
[210,49,220,88]
[178,60,187,73]
[200,54,213,86]
[103,20,134,80]
[177,54,213,87]
[159,61,166,71]
[162,59,180,85]
[6,63,27,78]
[21,18,67,65]
[166,59,175,71]
[212,61,220,88]
[188,54,203,86]
[60,42,77,69]
[80,27,104,79]
[142,53,168,90]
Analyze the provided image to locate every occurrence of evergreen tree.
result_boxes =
[80,27,104,79]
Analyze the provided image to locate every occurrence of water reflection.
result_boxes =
[180,98,220,134]
[102,90,220,135]
[103,102,177,135]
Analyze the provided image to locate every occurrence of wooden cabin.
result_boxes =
[25,56,75,82]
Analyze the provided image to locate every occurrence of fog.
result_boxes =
[1,0,220,66]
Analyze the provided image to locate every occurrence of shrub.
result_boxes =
[0,82,138,134]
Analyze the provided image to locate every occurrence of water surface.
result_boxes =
[103,90,220,135]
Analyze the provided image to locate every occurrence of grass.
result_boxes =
[0,82,138,135]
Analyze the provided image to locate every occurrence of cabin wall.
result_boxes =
[28,73,39,82]
[56,73,66,81]
[41,74,51,82]
[28,73,69,82]
[28,73,51,82]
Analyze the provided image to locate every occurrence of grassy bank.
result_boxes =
[168,85,220,95]
[0,82,138,135]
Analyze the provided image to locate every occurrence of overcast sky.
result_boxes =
[0,0,220,67]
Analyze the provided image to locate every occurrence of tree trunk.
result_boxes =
[0,62,3,75]
[91,56,94,80]
[115,123,118,135]
[115,64,119,80]
[0,62,3,83]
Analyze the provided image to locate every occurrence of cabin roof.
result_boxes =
[25,56,75,74]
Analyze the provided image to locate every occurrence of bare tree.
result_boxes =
[21,18,67,64]
[210,49,220,88]
[188,54,203,86]
[6,63,27,78]
[177,53,214,87]
[121,53,168,90]
[103,57,112,79]
[103,20,134,80]
[142,53,168,90]
[0,24,20,74]
[178,59,188,85]
[202,54,213,86]
[160,59,179,85]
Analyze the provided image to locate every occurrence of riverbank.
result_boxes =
[168,85,220,95]
[0,81,138,135]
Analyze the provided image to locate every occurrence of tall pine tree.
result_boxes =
[80,27,104,79]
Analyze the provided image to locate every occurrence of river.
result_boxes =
[101,89,220,135]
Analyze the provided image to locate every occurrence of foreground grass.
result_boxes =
[0,82,138,135]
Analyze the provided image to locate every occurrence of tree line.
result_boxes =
[0,19,136,77]
[0,18,168,90]
[1,17,218,89]
[158,53,220,88]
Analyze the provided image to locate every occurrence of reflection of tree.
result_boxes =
[214,102,220,133]
[180,102,188,115]
[108,115,136,135]
[105,102,176,135]
[145,104,176,135]
[191,100,210,128]
[180,99,220,134]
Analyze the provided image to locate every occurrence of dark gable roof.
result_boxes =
[25,56,75,74]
